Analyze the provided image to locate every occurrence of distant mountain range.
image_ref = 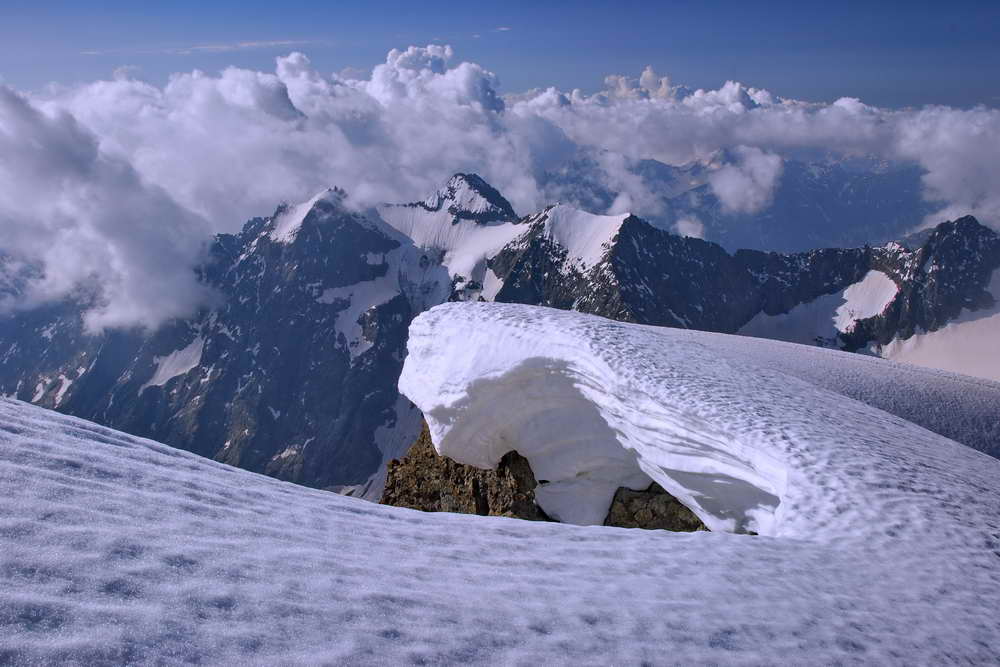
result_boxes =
[543,153,935,252]
[1,173,997,495]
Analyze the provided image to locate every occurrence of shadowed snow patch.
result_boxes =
[139,337,204,394]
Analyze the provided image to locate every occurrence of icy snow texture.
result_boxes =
[739,270,897,344]
[138,336,205,394]
[879,268,1000,382]
[4,350,1000,662]
[401,302,1000,531]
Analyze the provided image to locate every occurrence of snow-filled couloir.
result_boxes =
[400,302,1000,535]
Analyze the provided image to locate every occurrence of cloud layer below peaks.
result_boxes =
[2,45,999,328]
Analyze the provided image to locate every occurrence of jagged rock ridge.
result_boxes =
[1,174,998,496]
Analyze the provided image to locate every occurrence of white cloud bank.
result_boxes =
[708,146,784,214]
[0,87,213,331]
[1,45,999,328]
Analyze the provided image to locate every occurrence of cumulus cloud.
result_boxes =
[2,44,1000,329]
[0,86,213,331]
[708,146,784,214]
[603,66,686,101]
[673,216,706,239]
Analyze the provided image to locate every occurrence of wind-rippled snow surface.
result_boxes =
[3,305,1000,663]
[403,303,1000,528]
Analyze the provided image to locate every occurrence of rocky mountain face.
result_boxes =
[490,206,1000,352]
[849,217,1000,347]
[381,421,707,532]
[1,174,998,497]
[0,188,448,496]
[491,207,874,331]
[381,421,550,521]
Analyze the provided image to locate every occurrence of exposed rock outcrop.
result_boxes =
[381,421,551,521]
[381,421,708,532]
[604,483,707,532]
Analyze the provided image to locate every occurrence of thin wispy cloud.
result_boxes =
[494,27,512,32]
[165,40,316,55]
[81,40,318,57]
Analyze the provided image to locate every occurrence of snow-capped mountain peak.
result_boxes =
[375,175,525,299]
[268,187,348,243]
[421,173,518,225]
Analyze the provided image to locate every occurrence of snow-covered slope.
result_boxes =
[6,324,1000,661]
[401,302,1000,530]
[876,268,1000,382]
[537,204,629,270]
[269,190,341,243]
[138,335,205,394]
[376,174,523,298]
[739,269,898,346]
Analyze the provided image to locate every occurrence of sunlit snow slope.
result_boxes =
[876,268,1000,382]
[4,302,1000,662]
[739,269,898,345]
[401,303,1000,533]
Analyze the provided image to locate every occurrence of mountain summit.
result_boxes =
[418,173,518,225]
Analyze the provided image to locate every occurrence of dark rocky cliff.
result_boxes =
[381,421,707,532]
[381,421,550,521]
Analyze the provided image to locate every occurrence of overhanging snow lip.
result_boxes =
[403,352,785,534]
[402,300,1000,545]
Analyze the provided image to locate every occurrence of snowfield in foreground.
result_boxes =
[2,306,1000,664]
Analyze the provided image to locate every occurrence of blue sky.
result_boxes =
[3,0,999,108]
